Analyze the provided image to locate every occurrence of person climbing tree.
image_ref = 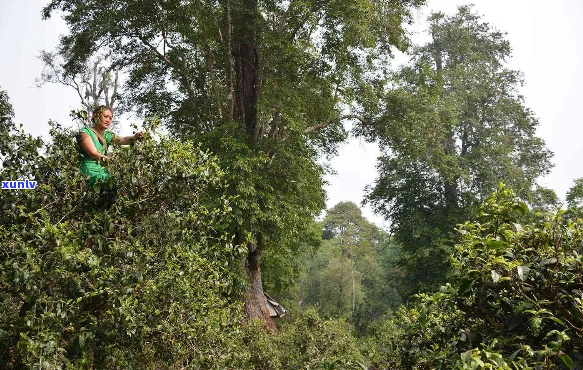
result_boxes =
[77,105,143,207]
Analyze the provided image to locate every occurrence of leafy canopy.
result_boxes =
[359,6,553,295]
[41,0,427,327]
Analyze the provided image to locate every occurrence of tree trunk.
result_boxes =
[227,0,277,332]
[224,0,234,121]
[244,237,278,332]
[232,0,274,331]
[441,126,459,209]
[234,0,259,137]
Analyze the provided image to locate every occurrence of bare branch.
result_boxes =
[92,60,98,106]
[37,50,120,124]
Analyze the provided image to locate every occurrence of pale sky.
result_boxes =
[1,0,582,227]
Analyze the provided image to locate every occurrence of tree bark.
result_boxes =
[224,0,234,121]
[234,0,259,136]
[244,236,277,332]
[232,0,275,331]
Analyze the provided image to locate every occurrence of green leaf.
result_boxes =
[418,310,428,328]
[540,258,558,267]
[513,202,529,216]
[486,240,506,250]
[516,266,529,281]
[460,349,474,362]
[458,277,474,295]
[548,317,565,326]
[559,354,574,370]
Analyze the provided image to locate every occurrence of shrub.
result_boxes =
[370,184,583,369]
[0,120,248,369]
[241,308,366,370]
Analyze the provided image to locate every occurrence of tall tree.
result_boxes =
[43,0,425,329]
[357,6,553,296]
[37,51,120,126]
[301,202,399,332]
[322,202,381,315]
[566,177,583,220]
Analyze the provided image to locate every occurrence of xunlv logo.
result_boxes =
[1,180,37,189]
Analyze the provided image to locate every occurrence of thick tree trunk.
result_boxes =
[233,0,259,137]
[231,0,274,331]
[244,237,277,332]
[224,0,234,121]
[238,40,259,137]
[444,179,458,209]
[231,0,275,331]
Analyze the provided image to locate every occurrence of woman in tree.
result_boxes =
[78,105,143,205]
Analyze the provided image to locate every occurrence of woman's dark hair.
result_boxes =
[91,105,113,124]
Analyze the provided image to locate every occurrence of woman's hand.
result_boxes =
[114,132,145,145]
[133,132,145,141]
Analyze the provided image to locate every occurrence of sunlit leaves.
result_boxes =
[0,116,248,368]
[370,184,583,368]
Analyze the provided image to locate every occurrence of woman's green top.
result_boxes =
[78,126,115,185]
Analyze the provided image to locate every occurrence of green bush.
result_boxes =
[365,290,468,369]
[369,184,583,369]
[0,119,248,369]
[241,308,366,370]
[0,91,368,369]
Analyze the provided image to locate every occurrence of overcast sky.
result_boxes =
[1,0,582,227]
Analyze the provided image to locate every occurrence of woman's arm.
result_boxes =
[79,132,109,161]
[113,132,144,145]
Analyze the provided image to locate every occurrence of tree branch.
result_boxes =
[135,32,197,103]
[303,114,367,134]
[111,70,119,112]
[282,0,326,42]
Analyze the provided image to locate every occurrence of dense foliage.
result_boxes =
[1,88,373,369]
[5,1,582,368]
[359,6,553,297]
[368,185,583,369]
[297,202,401,334]
[0,95,250,367]
[242,308,365,370]
[42,0,426,326]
